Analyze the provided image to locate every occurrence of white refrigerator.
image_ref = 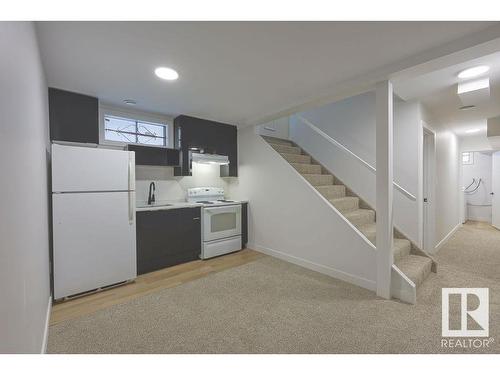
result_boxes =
[52,144,136,300]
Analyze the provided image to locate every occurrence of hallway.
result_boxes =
[434,221,500,281]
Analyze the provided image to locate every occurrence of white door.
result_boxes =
[52,144,134,192]
[491,152,500,229]
[53,191,136,299]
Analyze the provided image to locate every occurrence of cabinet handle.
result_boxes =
[193,217,200,220]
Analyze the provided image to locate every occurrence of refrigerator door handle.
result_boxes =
[128,152,135,191]
[128,191,135,224]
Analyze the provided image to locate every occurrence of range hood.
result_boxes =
[191,152,230,165]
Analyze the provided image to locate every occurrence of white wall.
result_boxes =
[433,130,462,247]
[229,126,377,291]
[290,92,421,243]
[257,117,290,139]
[0,22,51,353]
[135,163,236,205]
[461,134,493,152]
[462,151,492,223]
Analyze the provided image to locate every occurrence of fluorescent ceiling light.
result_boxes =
[154,67,179,81]
[458,65,490,79]
[123,99,136,106]
[465,129,481,134]
[457,78,489,94]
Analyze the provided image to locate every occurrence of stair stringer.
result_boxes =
[235,128,377,292]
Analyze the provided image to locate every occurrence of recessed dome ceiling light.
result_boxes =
[465,128,481,134]
[458,65,490,79]
[459,105,476,111]
[154,67,179,81]
[123,99,137,106]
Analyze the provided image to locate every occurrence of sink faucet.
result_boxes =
[148,182,156,205]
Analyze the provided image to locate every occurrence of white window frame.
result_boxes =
[99,104,174,148]
[462,151,474,165]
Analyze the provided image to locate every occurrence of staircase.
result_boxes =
[262,136,435,292]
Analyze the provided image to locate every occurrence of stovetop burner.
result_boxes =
[196,200,214,204]
[217,199,234,202]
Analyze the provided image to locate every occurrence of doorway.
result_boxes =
[462,150,494,225]
[421,125,435,252]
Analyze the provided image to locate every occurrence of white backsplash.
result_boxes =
[135,163,235,205]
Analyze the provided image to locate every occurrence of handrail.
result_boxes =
[295,115,417,201]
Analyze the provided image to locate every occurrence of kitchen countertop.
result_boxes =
[136,199,249,212]
[136,201,202,212]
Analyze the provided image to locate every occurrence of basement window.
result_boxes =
[103,115,168,147]
[462,152,474,165]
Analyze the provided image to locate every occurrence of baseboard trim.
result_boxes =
[434,223,462,253]
[250,243,376,292]
[41,295,52,354]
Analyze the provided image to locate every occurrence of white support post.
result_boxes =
[376,80,394,299]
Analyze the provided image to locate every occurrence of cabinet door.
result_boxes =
[136,207,201,274]
[49,88,99,143]
[128,144,180,166]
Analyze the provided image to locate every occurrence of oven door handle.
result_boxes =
[204,205,241,215]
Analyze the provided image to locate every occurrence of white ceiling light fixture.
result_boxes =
[123,99,137,106]
[465,128,481,134]
[457,65,490,79]
[154,66,179,81]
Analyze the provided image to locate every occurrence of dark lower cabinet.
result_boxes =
[242,202,248,248]
[136,207,201,275]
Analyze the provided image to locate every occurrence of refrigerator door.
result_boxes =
[53,191,136,299]
[52,144,135,192]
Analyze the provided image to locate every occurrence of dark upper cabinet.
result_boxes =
[173,115,238,177]
[48,88,99,144]
[136,207,201,275]
[127,144,180,166]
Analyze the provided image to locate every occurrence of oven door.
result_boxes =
[203,204,241,242]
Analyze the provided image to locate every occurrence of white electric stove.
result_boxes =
[187,187,243,259]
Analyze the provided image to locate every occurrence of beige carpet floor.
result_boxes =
[48,222,500,353]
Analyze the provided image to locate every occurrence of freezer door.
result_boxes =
[52,144,135,192]
[53,191,136,299]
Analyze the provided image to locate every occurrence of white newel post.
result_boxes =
[376,80,394,299]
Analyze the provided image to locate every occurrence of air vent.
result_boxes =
[459,105,476,111]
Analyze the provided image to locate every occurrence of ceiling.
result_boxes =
[394,51,500,137]
[36,21,498,126]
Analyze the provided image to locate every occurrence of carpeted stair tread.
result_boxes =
[302,173,334,186]
[270,143,302,154]
[393,239,412,262]
[329,196,359,212]
[291,163,322,174]
[344,209,375,227]
[280,152,311,164]
[263,136,294,146]
[395,255,432,287]
[316,185,346,199]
